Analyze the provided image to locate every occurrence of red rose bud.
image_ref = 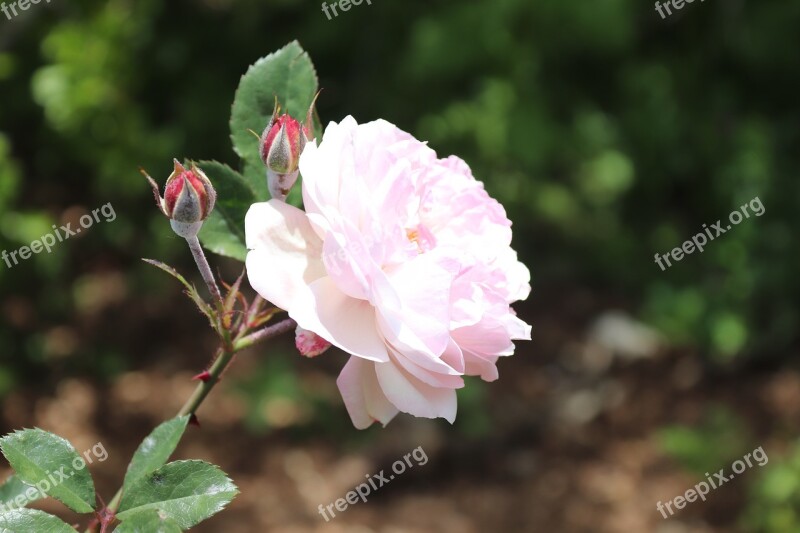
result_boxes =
[164,160,215,222]
[295,326,332,358]
[144,160,216,238]
[260,115,305,173]
[261,114,306,201]
[259,94,319,201]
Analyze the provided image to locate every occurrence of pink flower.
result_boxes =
[245,116,531,429]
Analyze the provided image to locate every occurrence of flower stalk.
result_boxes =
[85,160,298,533]
[186,235,223,307]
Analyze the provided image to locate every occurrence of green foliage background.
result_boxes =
[1,0,799,528]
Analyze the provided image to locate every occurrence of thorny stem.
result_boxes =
[85,263,296,531]
[89,318,295,531]
[178,317,295,417]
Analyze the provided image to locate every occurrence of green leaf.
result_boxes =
[230,40,319,199]
[285,176,304,209]
[141,260,217,331]
[222,268,246,321]
[196,160,255,261]
[122,416,190,494]
[0,429,95,513]
[0,509,76,532]
[241,163,267,207]
[114,510,183,533]
[0,476,43,512]
[197,212,248,262]
[141,259,193,292]
[117,460,238,530]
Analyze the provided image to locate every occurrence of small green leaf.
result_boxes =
[0,475,43,512]
[230,41,319,199]
[142,259,218,331]
[222,269,247,322]
[122,416,190,495]
[114,510,183,533]
[196,160,255,262]
[141,259,193,293]
[117,460,238,530]
[0,509,76,532]
[0,429,95,513]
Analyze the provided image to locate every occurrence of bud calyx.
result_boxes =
[259,95,318,201]
[144,159,216,238]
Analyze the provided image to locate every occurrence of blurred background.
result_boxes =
[1,0,799,531]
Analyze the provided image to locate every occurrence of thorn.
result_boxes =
[192,370,211,382]
[189,413,201,427]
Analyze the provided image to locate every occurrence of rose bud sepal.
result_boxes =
[143,159,216,238]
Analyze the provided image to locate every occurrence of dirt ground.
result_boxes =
[2,283,796,533]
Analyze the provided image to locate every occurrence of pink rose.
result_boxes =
[245,116,531,428]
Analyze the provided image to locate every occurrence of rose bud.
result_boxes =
[259,95,319,201]
[144,159,216,238]
[260,114,306,201]
[295,326,331,358]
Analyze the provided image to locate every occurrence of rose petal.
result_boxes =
[375,356,458,423]
[245,200,326,312]
[379,251,456,358]
[301,277,389,363]
[337,356,399,429]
